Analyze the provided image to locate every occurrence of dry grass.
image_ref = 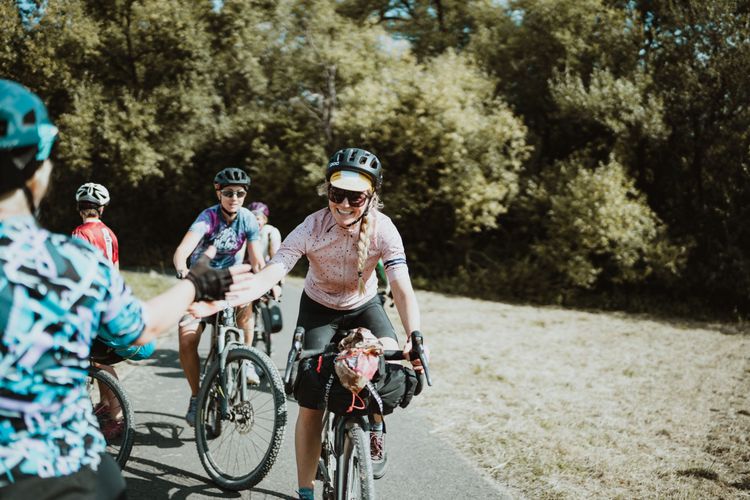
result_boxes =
[404,291,750,499]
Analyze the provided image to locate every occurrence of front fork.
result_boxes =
[333,415,370,499]
[217,324,244,418]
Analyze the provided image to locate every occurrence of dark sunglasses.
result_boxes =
[220,189,247,198]
[327,186,370,207]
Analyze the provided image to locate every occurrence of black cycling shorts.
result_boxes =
[295,292,397,410]
[296,292,398,351]
[0,453,126,500]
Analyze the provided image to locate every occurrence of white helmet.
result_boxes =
[76,182,110,206]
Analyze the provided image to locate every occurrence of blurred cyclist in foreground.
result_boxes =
[0,79,250,499]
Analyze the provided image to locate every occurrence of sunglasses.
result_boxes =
[220,189,247,199]
[327,186,370,207]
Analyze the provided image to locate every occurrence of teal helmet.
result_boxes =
[0,79,58,193]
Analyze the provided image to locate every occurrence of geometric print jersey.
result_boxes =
[0,215,146,485]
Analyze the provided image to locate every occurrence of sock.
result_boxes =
[371,422,384,433]
[297,487,314,500]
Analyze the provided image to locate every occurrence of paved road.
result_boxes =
[119,283,508,499]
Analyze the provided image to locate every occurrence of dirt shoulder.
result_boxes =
[402,290,750,499]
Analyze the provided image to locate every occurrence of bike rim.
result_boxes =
[196,349,286,488]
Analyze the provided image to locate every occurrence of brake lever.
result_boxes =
[410,330,432,387]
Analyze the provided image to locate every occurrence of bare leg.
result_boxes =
[179,318,204,397]
[95,363,123,420]
[236,303,254,345]
[296,407,325,491]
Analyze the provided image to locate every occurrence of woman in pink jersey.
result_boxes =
[189,147,425,500]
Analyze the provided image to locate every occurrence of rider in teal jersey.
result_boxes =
[0,79,249,499]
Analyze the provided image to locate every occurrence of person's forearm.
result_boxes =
[391,278,421,334]
[134,280,195,344]
[249,242,265,273]
[173,250,188,272]
[228,263,286,306]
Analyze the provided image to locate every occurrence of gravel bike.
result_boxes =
[283,327,431,500]
[194,305,287,490]
[87,359,135,469]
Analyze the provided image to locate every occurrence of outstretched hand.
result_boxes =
[179,246,252,322]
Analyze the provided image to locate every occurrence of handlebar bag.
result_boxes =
[293,328,417,415]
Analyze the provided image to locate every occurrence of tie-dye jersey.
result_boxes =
[187,205,259,269]
[0,215,146,485]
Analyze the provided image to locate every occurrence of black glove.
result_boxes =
[185,254,233,301]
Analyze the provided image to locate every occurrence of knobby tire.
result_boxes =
[87,367,135,469]
[339,423,375,500]
[195,346,287,490]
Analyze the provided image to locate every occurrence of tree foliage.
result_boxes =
[2,0,750,314]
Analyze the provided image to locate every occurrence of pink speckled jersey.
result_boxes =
[269,208,409,310]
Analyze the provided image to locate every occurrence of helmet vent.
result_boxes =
[0,120,7,137]
[348,150,357,162]
[23,110,36,125]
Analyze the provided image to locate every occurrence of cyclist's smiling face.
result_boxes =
[328,186,370,227]
[216,184,247,214]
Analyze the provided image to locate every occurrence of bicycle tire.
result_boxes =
[338,423,375,500]
[195,346,287,490]
[87,367,135,469]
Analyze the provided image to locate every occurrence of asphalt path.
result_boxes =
[119,282,508,499]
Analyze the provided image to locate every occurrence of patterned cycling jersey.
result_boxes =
[0,216,147,486]
[72,219,119,265]
[269,208,410,310]
[188,205,260,269]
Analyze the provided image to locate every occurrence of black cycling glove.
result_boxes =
[185,254,233,301]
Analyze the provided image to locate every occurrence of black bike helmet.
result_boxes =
[214,167,250,188]
[326,148,382,191]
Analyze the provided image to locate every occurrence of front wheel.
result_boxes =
[195,346,287,490]
[87,367,135,469]
[337,423,375,500]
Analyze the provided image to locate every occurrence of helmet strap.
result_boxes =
[220,204,238,221]
[345,196,372,228]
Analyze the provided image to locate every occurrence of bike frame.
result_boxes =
[202,307,248,418]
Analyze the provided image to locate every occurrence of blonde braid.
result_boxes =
[356,212,372,295]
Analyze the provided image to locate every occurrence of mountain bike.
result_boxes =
[87,362,135,469]
[194,305,287,491]
[283,327,430,500]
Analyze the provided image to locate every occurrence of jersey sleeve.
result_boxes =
[244,211,260,242]
[378,216,410,283]
[268,219,309,274]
